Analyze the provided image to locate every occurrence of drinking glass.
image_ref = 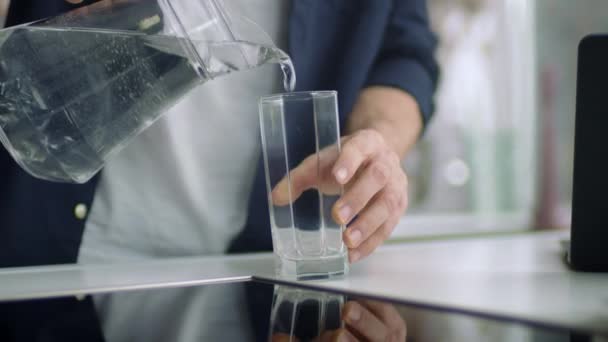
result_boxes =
[259,91,348,280]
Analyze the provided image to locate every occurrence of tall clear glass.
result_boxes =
[259,91,348,280]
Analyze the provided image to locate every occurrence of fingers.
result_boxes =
[343,169,407,263]
[271,127,409,264]
[272,145,340,206]
[348,214,401,263]
[343,186,403,249]
[332,151,394,225]
[271,153,318,206]
[342,301,389,341]
[358,300,407,341]
[331,129,385,185]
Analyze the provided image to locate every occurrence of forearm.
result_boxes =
[345,86,423,159]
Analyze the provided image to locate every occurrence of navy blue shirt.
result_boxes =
[0,0,439,266]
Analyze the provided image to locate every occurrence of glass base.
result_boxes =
[275,254,349,280]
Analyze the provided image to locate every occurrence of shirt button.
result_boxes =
[74,203,88,220]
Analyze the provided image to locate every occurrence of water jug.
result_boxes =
[0,0,294,183]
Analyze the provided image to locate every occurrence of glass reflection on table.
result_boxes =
[269,285,406,342]
[0,280,600,342]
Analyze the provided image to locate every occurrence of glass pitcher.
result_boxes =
[0,0,293,183]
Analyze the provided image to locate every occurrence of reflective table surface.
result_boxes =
[0,279,604,342]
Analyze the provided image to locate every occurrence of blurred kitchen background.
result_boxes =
[397,0,608,239]
[0,0,605,239]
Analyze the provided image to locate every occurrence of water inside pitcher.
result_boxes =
[0,0,295,183]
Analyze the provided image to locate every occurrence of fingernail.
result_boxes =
[348,229,361,245]
[335,167,348,183]
[338,204,351,223]
[348,307,361,322]
[350,251,361,263]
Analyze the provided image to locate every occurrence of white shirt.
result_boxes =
[78,1,290,263]
[77,2,290,341]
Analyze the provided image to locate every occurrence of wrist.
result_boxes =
[346,86,423,158]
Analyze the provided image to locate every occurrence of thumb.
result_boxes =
[271,153,318,206]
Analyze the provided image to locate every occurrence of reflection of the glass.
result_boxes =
[269,285,406,342]
[0,281,600,341]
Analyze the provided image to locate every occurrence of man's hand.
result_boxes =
[330,129,408,263]
[272,86,422,263]
[271,130,408,263]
